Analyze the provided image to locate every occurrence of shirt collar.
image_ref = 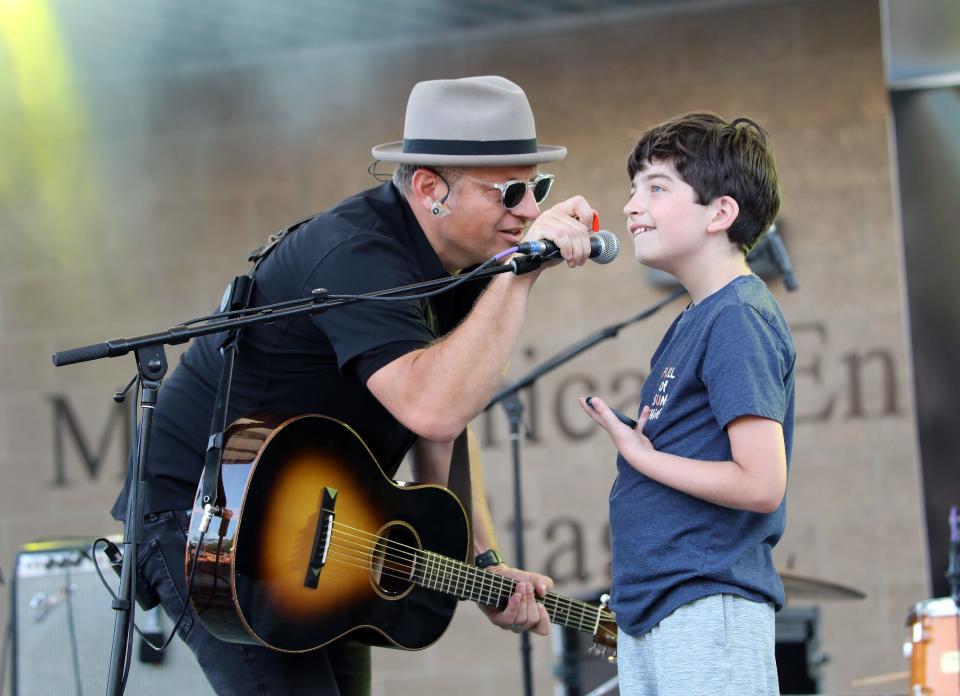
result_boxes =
[380,182,448,281]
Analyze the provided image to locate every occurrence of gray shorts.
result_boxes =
[616,594,778,696]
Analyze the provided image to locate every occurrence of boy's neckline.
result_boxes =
[685,272,757,310]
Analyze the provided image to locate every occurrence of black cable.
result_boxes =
[327,254,501,302]
[63,567,84,696]
[120,582,133,694]
[178,251,505,327]
[90,534,206,654]
[366,160,391,182]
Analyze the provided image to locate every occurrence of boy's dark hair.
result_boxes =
[627,113,780,252]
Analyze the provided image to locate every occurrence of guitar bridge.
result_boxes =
[304,486,337,589]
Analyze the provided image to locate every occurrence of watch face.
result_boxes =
[476,550,502,567]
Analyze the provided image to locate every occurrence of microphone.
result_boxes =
[764,225,798,291]
[515,229,620,265]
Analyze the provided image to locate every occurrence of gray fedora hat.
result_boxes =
[371,75,566,166]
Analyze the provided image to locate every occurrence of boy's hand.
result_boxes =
[477,565,554,636]
[579,395,654,452]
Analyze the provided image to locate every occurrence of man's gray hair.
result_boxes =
[392,164,461,196]
[392,163,418,194]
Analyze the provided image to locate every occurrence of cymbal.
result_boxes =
[778,570,866,600]
[849,670,909,688]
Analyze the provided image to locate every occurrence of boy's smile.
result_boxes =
[629,223,656,236]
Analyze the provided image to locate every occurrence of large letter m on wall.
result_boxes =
[49,395,131,486]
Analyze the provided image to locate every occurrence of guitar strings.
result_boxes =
[311,519,614,635]
[312,537,616,642]
[328,523,536,602]
[332,538,615,643]
[321,540,606,636]
[328,520,608,621]
[296,544,616,645]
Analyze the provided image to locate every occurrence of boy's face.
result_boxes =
[623,159,714,273]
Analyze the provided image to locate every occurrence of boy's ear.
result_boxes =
[706,195,739,235]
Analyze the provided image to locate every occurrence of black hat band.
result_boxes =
[402,138,538,156]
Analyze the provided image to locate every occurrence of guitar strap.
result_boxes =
[448,430,473,559]
[199,214,317,510]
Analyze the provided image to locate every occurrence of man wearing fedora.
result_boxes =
[112,75,597,694]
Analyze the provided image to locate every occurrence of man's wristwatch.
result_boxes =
[474,549,505,568]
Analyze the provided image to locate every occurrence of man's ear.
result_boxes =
[410,168,448,210]
[706,195,739,235]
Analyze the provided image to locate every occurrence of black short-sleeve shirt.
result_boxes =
[114,182,485,518]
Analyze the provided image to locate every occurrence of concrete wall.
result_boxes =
[1,0,925,693]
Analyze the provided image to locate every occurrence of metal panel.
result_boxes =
[891,86,960,599]
[883,0,960,88]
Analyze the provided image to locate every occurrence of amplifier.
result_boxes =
[12,539,214,695]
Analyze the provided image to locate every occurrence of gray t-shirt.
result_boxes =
[609,274,796,637]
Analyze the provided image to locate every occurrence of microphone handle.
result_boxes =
[509,255,550,275]
[517,237,600,257]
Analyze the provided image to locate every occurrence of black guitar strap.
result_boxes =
[197,273,252,511]
[199,214,317,512]
[448,430,473,559]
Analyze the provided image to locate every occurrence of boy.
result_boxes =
[580,113,795,695]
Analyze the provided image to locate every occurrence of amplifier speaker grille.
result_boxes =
[12,541,214,696]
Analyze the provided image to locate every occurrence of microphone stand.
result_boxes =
[947,506,960,606]
[484,286,687,696]
[52,258,535,696]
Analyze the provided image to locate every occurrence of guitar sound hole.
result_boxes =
[370,523,418,596]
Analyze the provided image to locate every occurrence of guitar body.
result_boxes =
[185,413,469,653]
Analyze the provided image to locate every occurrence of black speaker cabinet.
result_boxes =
[11,539,214,696]
[775,606,823,695]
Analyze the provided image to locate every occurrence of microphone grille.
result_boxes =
[593,230,620,265]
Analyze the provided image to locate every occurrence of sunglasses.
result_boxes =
[462,172,555,209]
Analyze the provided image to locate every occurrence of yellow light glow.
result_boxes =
[1,0,96,254]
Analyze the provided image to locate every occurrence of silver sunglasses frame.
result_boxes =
[462,172,555,209]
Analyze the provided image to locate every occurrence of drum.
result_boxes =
[905,597,960,695]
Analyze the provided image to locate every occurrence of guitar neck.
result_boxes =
[417,550,601,635]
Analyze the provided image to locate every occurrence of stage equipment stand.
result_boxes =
[107,345,167,696]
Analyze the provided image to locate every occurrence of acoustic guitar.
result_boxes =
[184,413,617,658]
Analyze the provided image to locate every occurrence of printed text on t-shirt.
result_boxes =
[648,366,676,421]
